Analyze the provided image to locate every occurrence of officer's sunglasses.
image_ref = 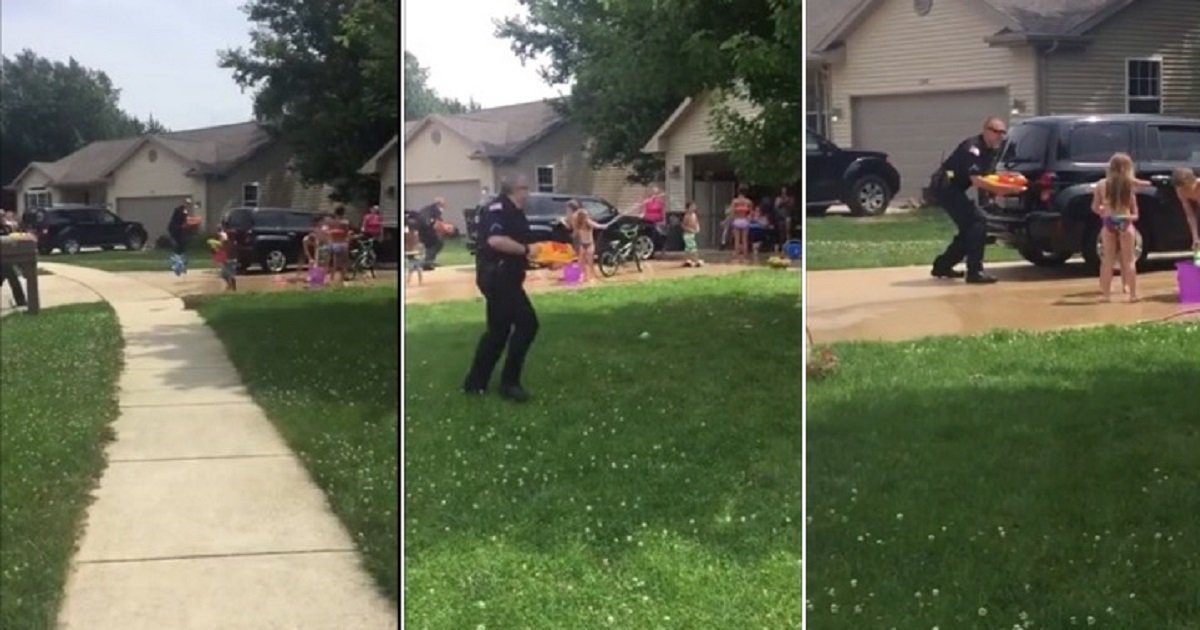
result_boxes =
[987,126,1008,136]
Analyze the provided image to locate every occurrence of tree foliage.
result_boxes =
[219,0,397,198]
[496,0,799,184]
[0,50,163,188]
[403,51,481,121]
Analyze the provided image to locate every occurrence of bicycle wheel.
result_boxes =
[598,250,620,277]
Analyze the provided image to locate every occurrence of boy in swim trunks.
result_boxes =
[323,206,352,287]
[682,201,703,267]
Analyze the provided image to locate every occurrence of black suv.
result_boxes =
[463,193,665,260]
[22,205,148,255]
[985,114,1199,269]
[806,129,902,217]
[221,206,327,273]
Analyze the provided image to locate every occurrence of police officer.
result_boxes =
[463,178,539,402]
[930,116,1020,284]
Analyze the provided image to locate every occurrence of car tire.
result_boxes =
[1018,246,1072,267]
[634,234,655,261]
[847,174,892,217]
[1081,219,1148,272]
[807,205,831,217]
[61,238,82,255]
[125,232,146,251]
[261,248,288,273]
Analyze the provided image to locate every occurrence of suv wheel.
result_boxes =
[1081,220,1148,271]
[61,238,82,255]
[1018,246,1072,267]
[261,249,288,273]
[847,175,891,217]
[125,232,146,251]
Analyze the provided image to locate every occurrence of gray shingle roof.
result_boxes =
[810,0,1132,54]
[405,100,565,160]
[8,121,272,188]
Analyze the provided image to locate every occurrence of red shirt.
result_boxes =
[643,196,665,223]
[362,213,383,237]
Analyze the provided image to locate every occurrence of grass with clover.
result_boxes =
[405,270,803,628]
[806,207,1022,270]
[37,239,218,273]
[195,286,399,602]
[0,304,123,628]
[807,323,1200,629]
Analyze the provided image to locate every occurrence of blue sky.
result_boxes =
[0,0,566,131]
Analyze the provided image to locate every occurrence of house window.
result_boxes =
[1126,58,1162,114]
[242,182,260,207]
[536,166,554,193]
[24,188,51,210]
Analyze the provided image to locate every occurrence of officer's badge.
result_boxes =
[968,145,981,156]
[488,202,502,211]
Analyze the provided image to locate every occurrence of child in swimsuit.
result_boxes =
[404,223,423,286]
[1091,153,1140,302]
[1173,167,1200,250]
[682,201,703,267]
[728,186,754,262]
[567,199,602,282]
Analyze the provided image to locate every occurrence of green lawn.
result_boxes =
[195,287,399,602]
[38,239,217,272]
[807,324,1200,629]
[0,304,123,629]
[431,238,474,267]
[405,271,802,628]
[806,208,1022,270]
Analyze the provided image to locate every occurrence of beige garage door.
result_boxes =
[852,89,1008,201]
[404,180,481,232]
[117,195,191,243]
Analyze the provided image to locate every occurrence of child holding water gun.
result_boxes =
[1091,153,1140,302]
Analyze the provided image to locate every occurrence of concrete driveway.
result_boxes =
[807,258,1199,344]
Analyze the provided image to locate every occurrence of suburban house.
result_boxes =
[641,89,760,247]
[403,100,649,231]
[4,122,333,241]
[359,134,399,225]
[807,0,1200,200]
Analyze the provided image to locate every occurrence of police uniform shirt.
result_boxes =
[942,135,996,194]
[477,195,530,268]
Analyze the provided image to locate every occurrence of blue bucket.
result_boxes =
[783,240,803,260]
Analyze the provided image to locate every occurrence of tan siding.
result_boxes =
[403,120,495,190]
[496,122,590,194]
[109,143,208,227]
[14,170,55,214]
[829,0,1037,146]
[378,148,399,214]
[1044,0,1200,116]
[661,90,756,214]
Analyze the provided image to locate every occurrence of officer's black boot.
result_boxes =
[498,384,530,403]
[966,272,998,284]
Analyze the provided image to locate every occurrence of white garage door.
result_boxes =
[404,180,481,232]
[117,195,192,244]
[852,89,1009,201]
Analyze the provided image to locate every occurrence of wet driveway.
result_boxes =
[807,257,1199,344]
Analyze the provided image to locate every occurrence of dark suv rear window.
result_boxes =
[1059,123,1133,163]
[224,209,253,230]
[999,123,1051,166]
[1146,125,1200,162]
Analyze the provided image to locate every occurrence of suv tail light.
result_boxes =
[1037,171,1056,204]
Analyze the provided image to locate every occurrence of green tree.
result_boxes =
[404,51,481,121]
[497,0,799,184]
[0,50,154,188]
[219,0,397,198]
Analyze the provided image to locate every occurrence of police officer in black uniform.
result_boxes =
[463,178,539,402]
[930,116,1020,284]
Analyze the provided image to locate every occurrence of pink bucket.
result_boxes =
[1177,261,1200,304]
[308,266,326,288]
[561,262,582,284]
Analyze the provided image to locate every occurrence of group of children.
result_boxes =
[1091,155,1200,303]
[559,199,705,283]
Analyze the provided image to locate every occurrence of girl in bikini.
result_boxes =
[728,186,754,262]
[567,199,603,282]
[1092,153,1140,302]
[1172,167,1199,250]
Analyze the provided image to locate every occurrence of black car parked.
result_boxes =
[806,129,902,217]
[463,193,665,261]
[984,114,1199,269]
[221,206,327,273]
[22,205,148,255]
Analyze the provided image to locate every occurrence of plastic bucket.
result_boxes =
[784,239,803,260]
[562,262,582,284]
[1177,260,1200,304]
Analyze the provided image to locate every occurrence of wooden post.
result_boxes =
[0,236,41,315]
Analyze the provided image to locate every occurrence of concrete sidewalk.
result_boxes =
[40,263,398,630]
